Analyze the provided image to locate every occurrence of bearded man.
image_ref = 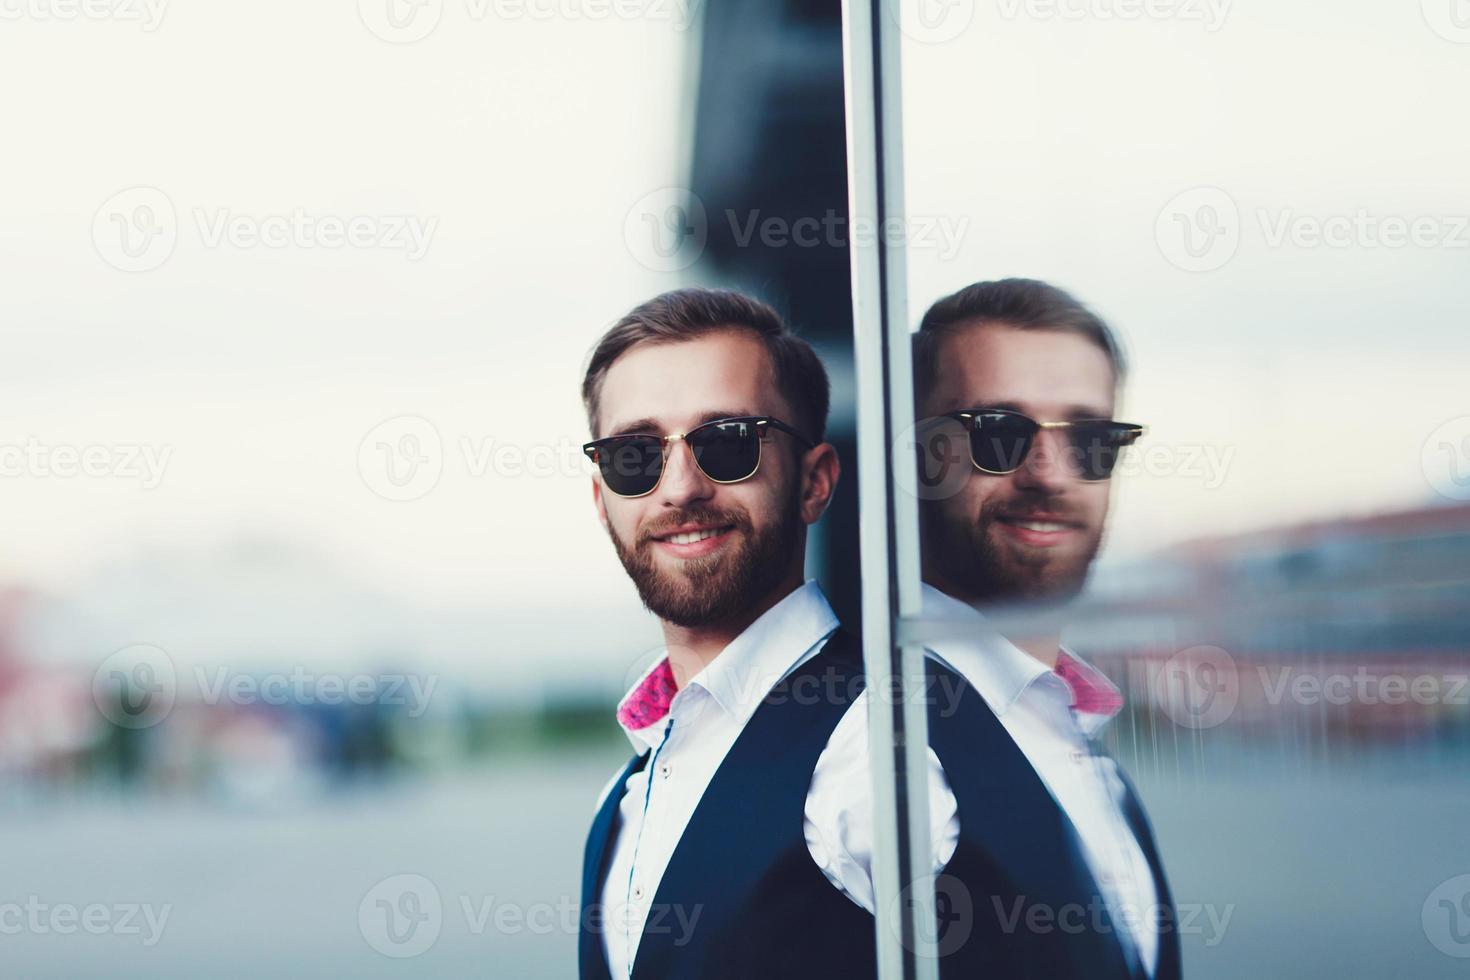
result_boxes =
[576,287,877,980]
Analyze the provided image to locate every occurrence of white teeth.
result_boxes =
[667,528,723,545]
[1015,520,1067,532]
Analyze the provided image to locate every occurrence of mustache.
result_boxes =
[982,494,1090,528]
[637,507,750,545]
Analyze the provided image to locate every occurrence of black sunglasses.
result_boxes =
[583,416,813,498]
[926,408,1145,482]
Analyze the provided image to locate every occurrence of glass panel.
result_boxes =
[900,5,1468,979]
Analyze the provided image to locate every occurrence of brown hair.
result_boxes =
[582,287,830,443]
[913,278,1126,408]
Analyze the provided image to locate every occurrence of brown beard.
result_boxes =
[607,489,803,629]
[922,491,1102,605]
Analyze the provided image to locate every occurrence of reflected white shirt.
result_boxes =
[808,584,1160,975]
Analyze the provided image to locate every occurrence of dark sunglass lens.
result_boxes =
[1071,425,1133,480]
[601,439,664,495]
[969,414,1033,473]
[690,421,761,482]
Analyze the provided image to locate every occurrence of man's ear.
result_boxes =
[591,475,611,533]
[798,441,841,525]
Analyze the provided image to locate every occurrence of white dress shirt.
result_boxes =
[593,580,1159,978]
[594,579,844,980]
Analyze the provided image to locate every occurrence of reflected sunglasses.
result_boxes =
[583,416,814,498]
[927,408,1145,481]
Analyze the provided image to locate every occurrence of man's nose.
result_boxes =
[1012,427,1077,492]
[655,437,716,507]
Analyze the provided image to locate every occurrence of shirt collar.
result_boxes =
[1054,648,1124,735]
[919,582,1124,734]
[615,579,839,750]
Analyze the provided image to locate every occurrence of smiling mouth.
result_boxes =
[992,513,1087,545]
[648,522,738,548]
[997,517,1078,533]
[657,526,732,545]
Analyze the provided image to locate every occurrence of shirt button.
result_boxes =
[658,761,673,780]
[631,884,645,902]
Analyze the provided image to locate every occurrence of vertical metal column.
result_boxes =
[839,3,938,979]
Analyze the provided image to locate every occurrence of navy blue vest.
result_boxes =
[579,629,878,980]
[924,656,1183,980]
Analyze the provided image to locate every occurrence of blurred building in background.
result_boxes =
[1088,500,1470,769]
[3,499,1464,803]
